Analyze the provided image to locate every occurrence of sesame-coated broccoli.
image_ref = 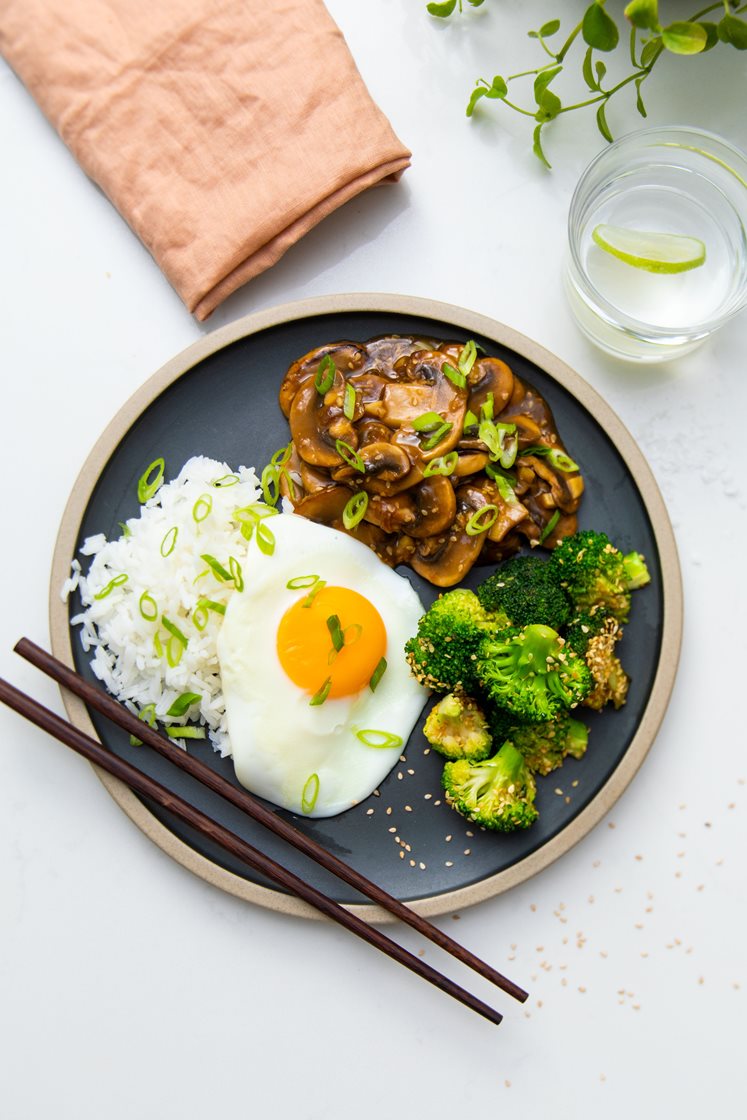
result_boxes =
[565,607,630,710]
[404,588,509,693]
[441,740,538,831]
[476,624,592,722]
[489,708,589,775]
[548,529,650,622]
[423,693,492,760]
[476,555,572,631]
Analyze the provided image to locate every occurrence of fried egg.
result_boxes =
[217,513,427,817]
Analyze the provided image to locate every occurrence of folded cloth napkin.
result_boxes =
[0,0,411,319]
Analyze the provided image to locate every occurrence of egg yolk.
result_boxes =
[277,586,387,699]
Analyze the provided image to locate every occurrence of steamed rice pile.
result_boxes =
[64,456,264,756]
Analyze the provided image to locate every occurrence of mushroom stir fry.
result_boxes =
[275,336,584,587]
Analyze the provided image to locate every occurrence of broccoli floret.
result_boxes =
[565,608,630,710]
[476,555,572,631]
[548,530,650,622]
[404,588,508,693]
[441,741,538,831]
[423,693,492,760]
[488,710,589,776]
[477,624,592,722]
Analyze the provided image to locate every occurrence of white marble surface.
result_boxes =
[1,2,746,1116]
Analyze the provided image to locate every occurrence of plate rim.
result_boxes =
[49,292,683,921]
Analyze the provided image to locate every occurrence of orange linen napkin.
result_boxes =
[0,0,411,319]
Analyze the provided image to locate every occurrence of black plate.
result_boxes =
[55,296,681,916]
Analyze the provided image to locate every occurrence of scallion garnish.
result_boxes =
[343,382,357,421]
[344,623,362,646]
[369,657,387,692]
[314,355,336,395]
[228,556,244,592]
[118,521,132,538]
[211,473,240,488]
[200,553,231,581]
[303,578,327,607]
[412,410,444,433]
[192,599,226,630]
[335,439,365,473]
[457,339,477,378]
[256,521,275,555]
[463,409,479,431]
[326,614,345,653]
[162,615,189,648]
[465,504,499,536]
[166,692,201,717]
[139,589,158,621]
[486,465,520,506]
[260,463,280,506]
[442,361,467,389]
[301,772,320,813]
[478,419,502,459]
[153,632,163,658]
[165,636,184,668]
[342,491,368,530]
[423,452,458,477]
[499,434,519,469]
[270,443,292,468]
[480,392,494,422]
[539,509,561,544]
[287,574,320,590]
[309,677,332,706]
[523,446,580,472]
[422,421,453,451]
[165,726,206,739]
[192,494,213,523]
[137,458,165,503]
[93,573,128,600]
[129,702,156,747]
[356,728,403,750]
[160,526,178,557]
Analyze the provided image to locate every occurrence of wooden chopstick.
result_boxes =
[15,638,528,1005]
[0,673,504,1026]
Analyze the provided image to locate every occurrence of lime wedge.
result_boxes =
[591,224,706,274]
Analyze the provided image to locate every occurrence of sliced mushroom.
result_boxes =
[292,486,353,525]
[467,356,514,416]
[289,381,356,468]
[406,476,457,538]
[364,493,417,534]
[279,341,366,417]
[410,487,488,587]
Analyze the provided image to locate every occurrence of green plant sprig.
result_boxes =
[428,0,747,167]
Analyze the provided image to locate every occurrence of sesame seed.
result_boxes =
[388,826,396,833]
[419,862,426,870]
[404,805,413,812]
[445,860,453,867]
[385,806,392,815]
[409,859,415,867]
[464,848,471,856]
[366,808,374,815]
[399,851,404,859]
[445,834,452,842]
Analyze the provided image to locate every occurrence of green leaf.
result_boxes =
[718,14,747,49]
[540,19,561,37]
[634,75,648,117]
[583,3,620,52]
[534,88,562,122]
[582,45,598,90]
[468,0,487,6]
[466,85,488,116]
[661,21,708,54]
[624,0,659,32]
[426,0,458,17]
[640,35,663,66]
[532,124,552,169]
[596,100,614,143]
[595,59,607,85]
[487,75,509,98]
[533,65,562,101]
[699,22,719,51]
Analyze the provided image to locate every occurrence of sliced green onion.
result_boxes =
[422,421,452,451]
[539,509,561,544]
[193,598,226,630]
[280,468,298,501]
[480,392,494,422]
[314,354,336,394]
[342,491,368,530]
[301,773,320,813]
[412,410,444,433]
[344,623,363,646]
[160,526,178,557]
[478,419,502,459]
[192,494,213,523]
[369,657,387,692]
[303,579,327,608]
[463,409,479,431]
[270,443,292,468]
[229,556,244,592]
[343,382,357,421]
[522,445,580,472]
[442,361,466,389]
[287,574,320,590]
[137,458,165,503]
[465,504,499,536]
[309,677,332,706]
[457,339,477,378]
[153,631,163,658]
[326,614,345,653]
[335,439,365,473]
[261,463,280,506]
[118,521,132,538]
[93,573,128,600]
[356,728,403,750]
[200,553,231,581]
[211,473,240,488]
[166,692,201,717]
[499,434,519,470]
[129,702,156,747]
[162,615,189,648]
[165,636,184,668]
[423,452,458,477]
[139,589,158,621]
[165,726,206,739]
[255,521,275,556]
[486,465,519,506]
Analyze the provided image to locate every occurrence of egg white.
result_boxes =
[217,513,427,817]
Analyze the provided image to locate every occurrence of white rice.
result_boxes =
[65,455,264,756]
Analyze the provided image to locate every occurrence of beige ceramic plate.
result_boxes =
[50,294,682,921]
